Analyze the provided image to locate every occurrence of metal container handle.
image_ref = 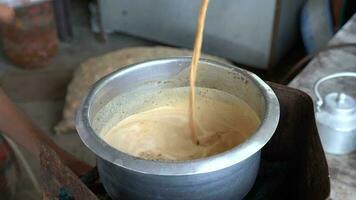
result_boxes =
[314,72,356,109]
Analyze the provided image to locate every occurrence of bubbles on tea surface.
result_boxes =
[100,87,261,161]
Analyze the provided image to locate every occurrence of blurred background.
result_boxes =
[0,0,355,199]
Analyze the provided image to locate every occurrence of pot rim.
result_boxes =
[76,57,280,176]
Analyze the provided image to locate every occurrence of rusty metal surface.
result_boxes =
[40,144,98,200]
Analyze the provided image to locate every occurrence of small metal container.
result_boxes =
[76,58,280,200]
[314,72,356,154]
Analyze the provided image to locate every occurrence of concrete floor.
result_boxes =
[0,1,155,199]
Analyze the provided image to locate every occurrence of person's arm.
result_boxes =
[0,89,92,175]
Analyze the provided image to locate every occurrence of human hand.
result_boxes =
[0,5,14,24]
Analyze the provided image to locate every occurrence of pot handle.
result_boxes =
[314,72,356,110]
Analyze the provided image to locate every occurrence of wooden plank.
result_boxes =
[40,144,98,200]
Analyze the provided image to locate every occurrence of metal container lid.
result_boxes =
[324,93,356,114]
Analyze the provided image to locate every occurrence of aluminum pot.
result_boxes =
[76,58,280,200]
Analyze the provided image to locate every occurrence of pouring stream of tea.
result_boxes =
[189,0,210,145]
